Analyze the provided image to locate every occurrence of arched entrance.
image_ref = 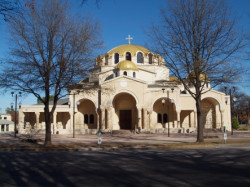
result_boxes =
[77,99,97,129]
[201,98,219,129]
[112,93,137,130]
[152,98,176,128]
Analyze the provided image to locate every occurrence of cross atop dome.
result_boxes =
[126,35,133,45]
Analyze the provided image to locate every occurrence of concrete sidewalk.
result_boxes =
[0,132,250,151]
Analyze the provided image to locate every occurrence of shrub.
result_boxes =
[232,116,240,129]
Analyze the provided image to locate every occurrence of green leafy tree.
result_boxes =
[232,116,239,129]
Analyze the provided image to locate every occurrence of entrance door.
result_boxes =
[119,110,132,129]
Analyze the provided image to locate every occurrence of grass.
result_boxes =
[238,126,250,131]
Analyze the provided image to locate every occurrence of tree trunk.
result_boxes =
[44,102,52,146]
[196,96,204,142]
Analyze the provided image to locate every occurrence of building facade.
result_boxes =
[0,114,14,133]
[19,43,232,134]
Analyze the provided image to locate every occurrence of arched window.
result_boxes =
[123,71,127,76]
[148,53,153,64]
[90,114,94,124]
[163,113,168,123]
[115,71,119,77]
[157,113,162,123]
[84,114,88,124]
[137,52,143,64]
[133,72,136,78]
[114,53,119,64]
[126,52,131,61]
[105,54,109,65]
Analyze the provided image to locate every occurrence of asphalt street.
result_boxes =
[0,148,250,187]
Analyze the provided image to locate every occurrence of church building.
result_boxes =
[19,37,232,134]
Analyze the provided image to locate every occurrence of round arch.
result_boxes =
[108,89,139,108]
[150,94,177,111]
[111,92,138,130]
[201,97,220,129]
[76,97,98,112]
[201,95,224,111]
[152,96,177,129]
[76,98,97,129]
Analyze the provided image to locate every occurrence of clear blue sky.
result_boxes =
[0,0,249,113]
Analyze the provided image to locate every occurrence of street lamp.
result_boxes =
[224,86,236,135]
[68,93,80,138]
[11,92,22,138]
[162,87,174,137]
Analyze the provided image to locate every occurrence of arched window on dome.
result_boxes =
[105,54,109,65]
[123,71,127,76]
[137,52,143,64]
[114,53,119,64]
[115,71,119,77]
[126,52,131,61]
[148,53,153,64]
[133,72,136,78]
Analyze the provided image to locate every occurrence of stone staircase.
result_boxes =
[112,130,133,135]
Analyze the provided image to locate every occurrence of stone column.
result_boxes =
[53,112,57,134]
[108,107,113,130]
[101,108,105,130]
[194,111,197,128]
[137,108,142,129]
[215,105,220,129]
[106,107,111,129]
[190,111,194,128]
[18,110,25,133]
[35,112,40,129]
[177,111,181,128]
[96,111,99,130]
[70,111,74,131]
[220,110,225,131]
[143,108,147,129]
[148,110,152,129]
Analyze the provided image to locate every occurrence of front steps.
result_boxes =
[112,130,133,135]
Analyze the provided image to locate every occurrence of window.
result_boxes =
[163,113,168,123]
[4,117,7,119]
[126,52,131,61]
[148,53,153,64]
[157,113,162,123]
[114,53,119,64]
[123,71,127,76]
[1,125,4,132]
[133,72,136,78]
[90,114,94,124]
[137,52,143,63]
[115,71,119,77]
[6,124,9,132]
[105,54,108,65]
[84,114,88,124]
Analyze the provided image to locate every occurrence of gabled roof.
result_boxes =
[102,75,147,85]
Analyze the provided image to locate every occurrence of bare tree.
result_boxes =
[0,0,102,146]
[149,0,243,142]
[0,0,20,20]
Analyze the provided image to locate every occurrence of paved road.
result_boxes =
[1,148,250,187]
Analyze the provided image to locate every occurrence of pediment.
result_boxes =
[102,75,147,85]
